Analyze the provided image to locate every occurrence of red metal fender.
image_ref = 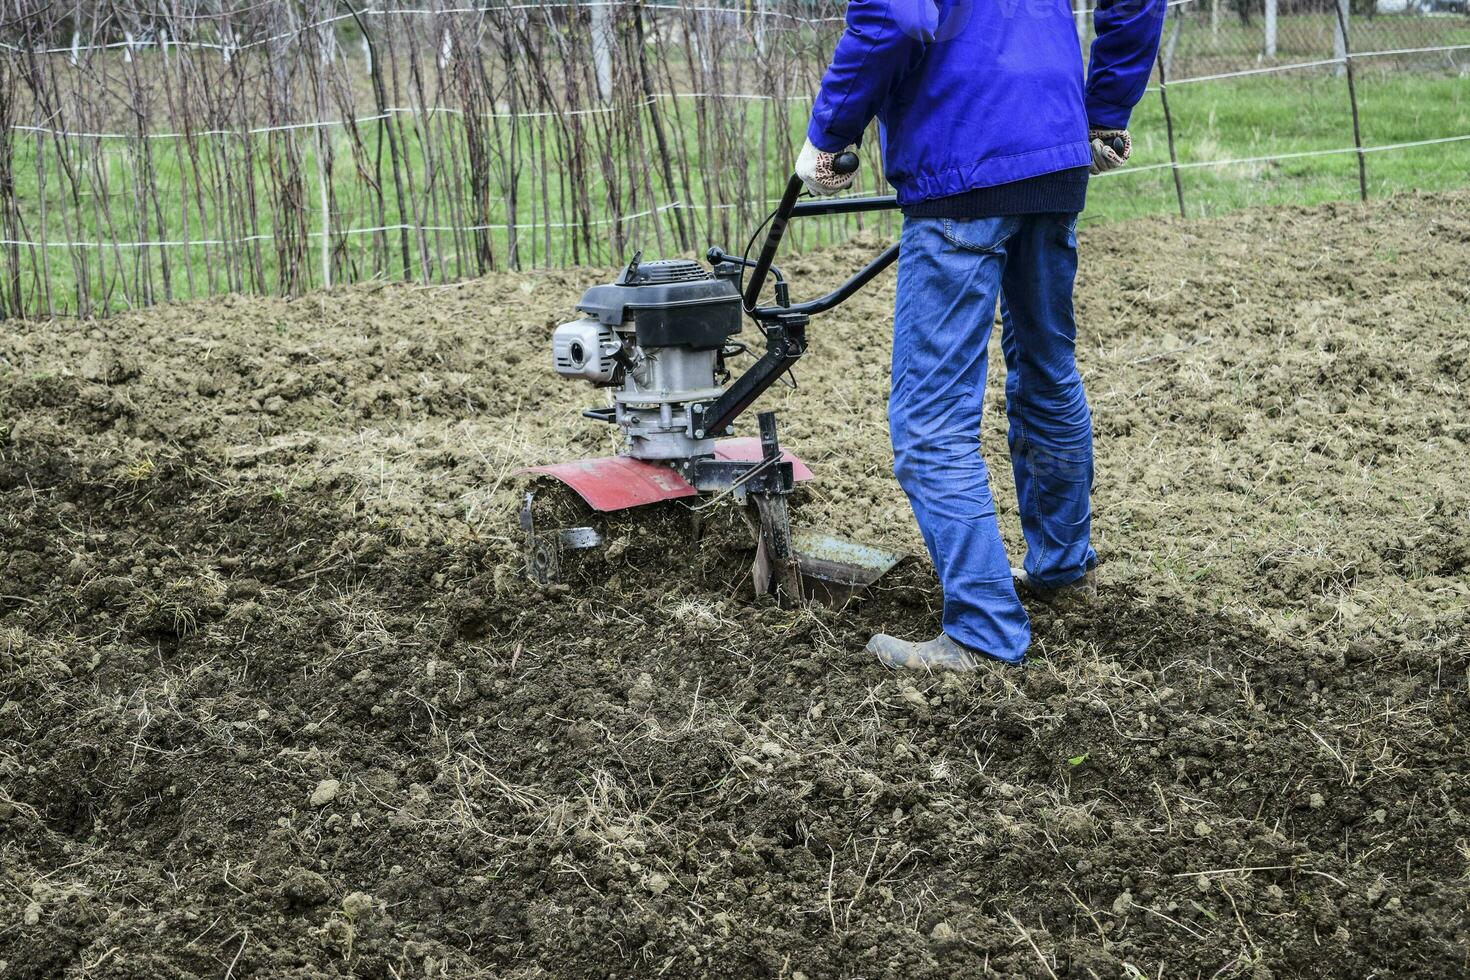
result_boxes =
[522,437,814,513]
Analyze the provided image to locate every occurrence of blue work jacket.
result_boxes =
[807,0,1167,205]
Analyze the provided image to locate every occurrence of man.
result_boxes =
[796,0,1165,669]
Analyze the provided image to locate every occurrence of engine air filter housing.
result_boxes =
[576,258,741,351]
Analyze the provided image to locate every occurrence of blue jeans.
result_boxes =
[889,214,1096,663]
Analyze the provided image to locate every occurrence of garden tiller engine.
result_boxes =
[522,155,904,604]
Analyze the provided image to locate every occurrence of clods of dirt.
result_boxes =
[2,192,1468,977]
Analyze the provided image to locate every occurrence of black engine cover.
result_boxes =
[576,258,741,351]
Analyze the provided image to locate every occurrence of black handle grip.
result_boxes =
[832,150,860,175]
[1109,136,1126,156]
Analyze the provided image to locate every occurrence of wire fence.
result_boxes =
[0,0,1466,318]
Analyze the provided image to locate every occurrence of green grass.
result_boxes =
[4,66,1468,316]
[1085,70,1470,224]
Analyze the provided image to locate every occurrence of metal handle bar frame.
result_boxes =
[742,175,900,323]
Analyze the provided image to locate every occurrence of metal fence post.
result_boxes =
[1333,0,1368,201]
[1157,51,1187,219]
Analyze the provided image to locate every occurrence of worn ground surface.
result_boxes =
[2,192,1468,978]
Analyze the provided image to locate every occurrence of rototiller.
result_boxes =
[522,155,906,603]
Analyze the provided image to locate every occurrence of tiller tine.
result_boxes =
[746,488,901,609]
[749,491,802,600]
[741,413,901,607]
[519,413,900,607]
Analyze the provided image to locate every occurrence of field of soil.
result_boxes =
[3,192,1468,978]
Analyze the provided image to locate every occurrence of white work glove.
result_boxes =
[795,138,856,196]
[1089,128,1132,175]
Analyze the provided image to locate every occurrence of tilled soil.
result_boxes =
[2,193,1468,978]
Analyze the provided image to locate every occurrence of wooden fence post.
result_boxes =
[592,2,615,102]
[345,0,413,280]
[634,2,690,251]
